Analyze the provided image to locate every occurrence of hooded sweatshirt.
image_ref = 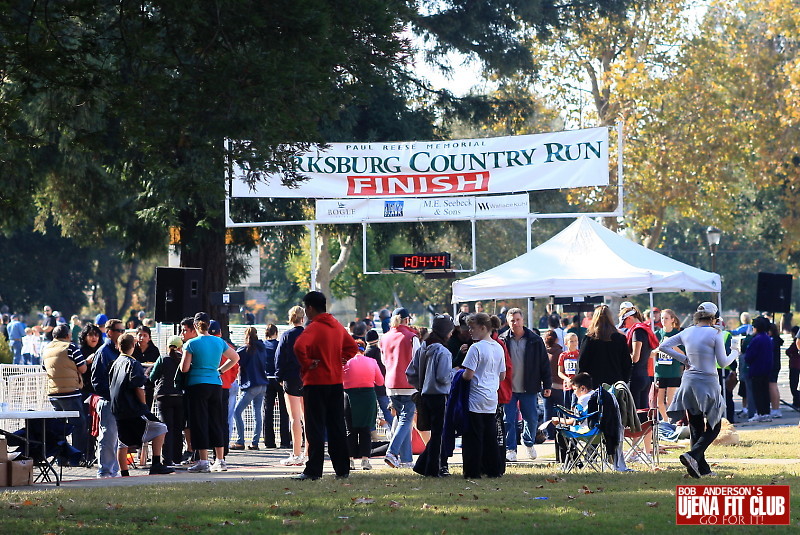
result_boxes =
[236,339,270,390]
[294,313,359,386]
[405,341,453,395]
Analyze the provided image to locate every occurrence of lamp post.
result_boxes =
[706,226,722,302]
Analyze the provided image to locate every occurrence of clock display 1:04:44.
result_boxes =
[390,253,451,270]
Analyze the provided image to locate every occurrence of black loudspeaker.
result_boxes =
[755,272,793,313]
[154,267,204,323]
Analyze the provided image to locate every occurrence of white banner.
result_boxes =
[315,194,529,223]
[231,127,608,198]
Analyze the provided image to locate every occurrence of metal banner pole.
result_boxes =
[309,223,317,291]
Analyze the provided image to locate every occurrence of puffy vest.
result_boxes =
[43,340,83,394]
[381,324,416,389]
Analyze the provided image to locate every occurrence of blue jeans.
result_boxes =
[227,381,239,438]
[377,395,393,427]
[388,395,415,463]
[744,376,757,418]
[234,385,266,445]
[96,398,119,477]
[10,340,22,364]
[50,395,88,456]
[504,392,539,450]
[542,389,565,440]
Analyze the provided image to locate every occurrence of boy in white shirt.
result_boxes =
[461,313,506,479]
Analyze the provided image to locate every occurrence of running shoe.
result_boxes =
[384,452,400,468]
[187,461,210,473]
[210,459,228,472]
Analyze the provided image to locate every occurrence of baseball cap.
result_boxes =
[619,301,634,311]
[652,307,661,313]
[167,335,183,349]
[208,320,221,335]
[697,302,719,316]
[619,309,637,321]
[365,329,379,343]
[392,307,410,319]
[95,313,108,327]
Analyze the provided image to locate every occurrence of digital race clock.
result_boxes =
[389,253,451,271]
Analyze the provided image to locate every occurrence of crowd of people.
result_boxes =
[2,295,798,482]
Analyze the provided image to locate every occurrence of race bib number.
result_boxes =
[564,359,578,374]
[657,351,673,365]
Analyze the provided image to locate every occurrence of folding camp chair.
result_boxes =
[553,403,611,473]
[623,408,660,469]
[5,417,82,485]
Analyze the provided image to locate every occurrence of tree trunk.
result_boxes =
[179,212,230,337]
[117,258,140,319]
[96,252,119,320]
[354,283,370,319]
[315,227,333,297]
[314,228,355,298]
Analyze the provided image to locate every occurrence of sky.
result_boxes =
[408,1,710,100]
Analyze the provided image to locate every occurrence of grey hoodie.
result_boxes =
[406,341,453,395]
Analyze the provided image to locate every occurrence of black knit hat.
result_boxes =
[431,315,455,339]
[365,329,379,343]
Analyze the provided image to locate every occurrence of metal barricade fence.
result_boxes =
[0,369,49,431]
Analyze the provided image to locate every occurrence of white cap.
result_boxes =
[619,301,634,311]
[697,301,719,316]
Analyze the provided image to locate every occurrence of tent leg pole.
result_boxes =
[528,299,534,330]
[471,219,477,272]
[526,216,532,252]
[527,216,534,330]
[649,291,655,330]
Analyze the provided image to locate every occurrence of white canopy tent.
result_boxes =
[451,216,721,309]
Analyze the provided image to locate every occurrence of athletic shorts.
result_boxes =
[769,368,780,383]
[116,415,167,448]
[282,376,303,397]
[656,377,681,389]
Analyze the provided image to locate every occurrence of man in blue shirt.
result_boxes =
[90,318,125,478]
[7,314,27,365]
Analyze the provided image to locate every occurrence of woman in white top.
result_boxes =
[461,313,506,479]
[659,302,736,478]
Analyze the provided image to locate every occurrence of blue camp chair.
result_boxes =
[553,399,612,473]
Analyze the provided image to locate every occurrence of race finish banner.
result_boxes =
[315,193,529,223]
[230,127,608,199]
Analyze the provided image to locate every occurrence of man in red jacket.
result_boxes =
[292,291,359,480]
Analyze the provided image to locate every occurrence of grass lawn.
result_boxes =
[705,425,800,459]
[2,462,799,534]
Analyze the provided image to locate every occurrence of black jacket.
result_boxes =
[109,355,148,419]
[499,327,552,394]
[149,350,183,398]
[364,343,387,398]
[275,326,303,383]
[577,332,632,387]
